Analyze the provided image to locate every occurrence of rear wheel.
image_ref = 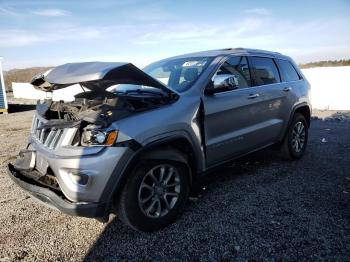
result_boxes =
[280,113,308,160]
[117,160,190,231]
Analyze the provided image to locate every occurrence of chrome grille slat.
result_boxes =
[44,130,56,147]
[35,118,39,132]
[31,117,36,133]
[50,129,62,149]
[35,120,41,137]
[33,119,38,134]
[39,128,45,142]
[31,115,63,149]
[32,117,39,134]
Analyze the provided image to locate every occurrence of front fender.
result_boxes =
[140,148,188,164]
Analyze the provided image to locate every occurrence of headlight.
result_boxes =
[95,131,107,144]
[81,126,118,147]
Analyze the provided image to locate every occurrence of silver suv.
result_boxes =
[8,48,311,231]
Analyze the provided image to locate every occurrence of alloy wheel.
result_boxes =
[138,164,181,218]
[291,121,306,153]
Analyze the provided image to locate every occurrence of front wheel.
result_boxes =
[117,160,190,231]
[280,113,309,160]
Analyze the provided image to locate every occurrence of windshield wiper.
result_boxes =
[123,89,166,96]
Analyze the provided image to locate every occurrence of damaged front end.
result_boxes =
[7,61,179,218]
[35,90,176,147]
[32,61,178,147]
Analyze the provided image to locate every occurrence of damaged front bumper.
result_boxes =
[7,122,136,218]
[7,163,107,218]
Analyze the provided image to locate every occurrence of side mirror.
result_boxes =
[205,74,238,95]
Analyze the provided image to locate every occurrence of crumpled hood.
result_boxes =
[31,62,173,95]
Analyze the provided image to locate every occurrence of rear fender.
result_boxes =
[279,103,311,141]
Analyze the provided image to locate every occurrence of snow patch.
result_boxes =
[302,66,350,110]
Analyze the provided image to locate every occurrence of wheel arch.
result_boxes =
[293,104,311,127]
[135,136,199,185]
[108,135,200,209]
[279,103,311,143]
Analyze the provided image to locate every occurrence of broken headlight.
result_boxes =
[81,125,118,147]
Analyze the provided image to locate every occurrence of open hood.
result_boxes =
[31,62,174,95]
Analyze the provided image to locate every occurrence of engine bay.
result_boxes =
[37,90,176,127]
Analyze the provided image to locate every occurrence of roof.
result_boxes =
[160,48,290,61]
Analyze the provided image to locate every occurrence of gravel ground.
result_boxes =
[0,110,349,261]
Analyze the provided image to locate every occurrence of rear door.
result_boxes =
[275,59,303,123]
[203,56,268,166]
[246,56,288,141]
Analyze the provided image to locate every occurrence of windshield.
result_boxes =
[110,56,212,94]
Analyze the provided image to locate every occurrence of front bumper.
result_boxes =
[7,163,107,218]
[28,137,132,203]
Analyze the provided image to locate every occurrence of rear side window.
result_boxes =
[277,60,300,82]
[216,56,251,88]
[250,57,280,86]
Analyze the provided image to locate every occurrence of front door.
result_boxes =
[203,56,287,167]
[203,56,263,166]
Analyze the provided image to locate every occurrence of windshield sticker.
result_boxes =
[182,60,207,67]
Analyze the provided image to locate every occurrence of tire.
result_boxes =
[117,160,190,232]
[280,113,308,160]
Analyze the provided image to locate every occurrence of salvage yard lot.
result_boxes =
[0,110,349,261]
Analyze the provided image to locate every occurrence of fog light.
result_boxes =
[69,171,89,186]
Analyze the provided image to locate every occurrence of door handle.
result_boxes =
[283,87,292,92]
[248,93,260,99]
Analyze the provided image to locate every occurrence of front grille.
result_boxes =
[31,115,63,149]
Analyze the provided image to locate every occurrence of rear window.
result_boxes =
[250,57,280,86]
[277,60,300,82]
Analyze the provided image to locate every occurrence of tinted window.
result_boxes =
[216,56,251,88]
[277,60,300,82]
[250,57,280,86]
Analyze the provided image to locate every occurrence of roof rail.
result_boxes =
[220,47,245,51]
[219,47,282,55]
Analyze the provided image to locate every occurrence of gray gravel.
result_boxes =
[0,110,349,261]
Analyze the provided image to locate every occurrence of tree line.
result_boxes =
[299,59,350,69]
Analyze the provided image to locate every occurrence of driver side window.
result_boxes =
[216,56,252,89]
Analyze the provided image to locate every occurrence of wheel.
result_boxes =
[117,160,190,231]
[280,113,308,160]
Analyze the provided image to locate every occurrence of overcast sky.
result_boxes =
[1,0,349,69]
